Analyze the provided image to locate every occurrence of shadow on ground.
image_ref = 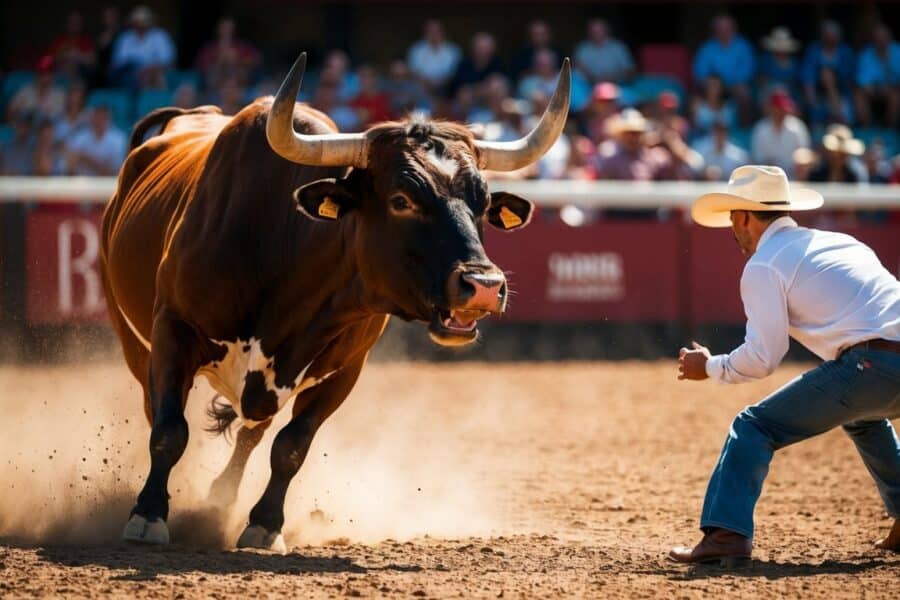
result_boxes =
[640,554,900,581]
[34,544,424,581]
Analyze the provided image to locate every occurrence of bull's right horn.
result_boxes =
[266,52,369,168]
[474,58,571,172]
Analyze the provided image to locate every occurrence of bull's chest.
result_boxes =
[197,337,334,427]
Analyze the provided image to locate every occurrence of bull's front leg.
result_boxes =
[236,359,364,553]
[122,310,201,545]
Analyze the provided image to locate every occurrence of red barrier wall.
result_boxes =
[20,205,900,327]
[25,206,107,324]
[485,217,682,321]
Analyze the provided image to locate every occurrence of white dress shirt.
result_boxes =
[707,216,900,383]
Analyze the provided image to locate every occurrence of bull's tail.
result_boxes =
[205,394,238,440]
[129,105,221,150]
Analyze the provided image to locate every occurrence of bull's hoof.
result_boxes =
[236,524,287,554]
[122,514,170,545]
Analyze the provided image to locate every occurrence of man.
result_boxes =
[854,23,900,127]
[109,5,175,89]
[693,15,754,122]
[574,19,634,84]
[64,105,126,175]
[809,124,867,183]
[750,90,810,176]
[671,165,900,565]
[406,19,461,93]
[691,119,749,180]
[598,108,699,182]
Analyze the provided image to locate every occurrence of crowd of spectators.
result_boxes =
[1,6,899,185]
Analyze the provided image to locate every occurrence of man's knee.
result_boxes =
[843,419,889,438]
[729,407,776,447]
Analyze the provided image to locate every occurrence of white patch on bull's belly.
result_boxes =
[197,337,336,428]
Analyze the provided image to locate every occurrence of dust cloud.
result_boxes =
[0,361,511,549]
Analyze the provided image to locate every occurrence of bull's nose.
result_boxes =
[453,270,507,313]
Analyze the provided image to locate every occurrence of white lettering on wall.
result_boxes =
[547,252,625,302]
[58,218,105,314]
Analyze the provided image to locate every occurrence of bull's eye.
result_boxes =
[389,193,416,215]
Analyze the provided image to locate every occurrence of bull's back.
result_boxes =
[101,112,228,344]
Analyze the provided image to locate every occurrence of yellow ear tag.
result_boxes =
[499,206,523,229]
[318,196,340,219]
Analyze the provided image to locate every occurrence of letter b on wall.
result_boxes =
[26,207,107,324]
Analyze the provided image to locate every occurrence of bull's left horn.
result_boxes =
[474,58,571,172]
[267,52,369,168]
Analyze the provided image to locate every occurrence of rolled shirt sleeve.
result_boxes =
[706,263,790,383]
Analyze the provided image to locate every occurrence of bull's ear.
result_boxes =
[486,192,534,231]
[292,178,357,221]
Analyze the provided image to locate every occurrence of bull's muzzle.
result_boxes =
[449,269,508,314]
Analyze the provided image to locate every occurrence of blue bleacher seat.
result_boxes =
[0,124,14,144]
[627,75,687,107]
[856,128,898,157]
[136,89,174,119]
[1,70,37,113]
[166,70,199,90]
[730,128,753,152]
[86,88,132,129]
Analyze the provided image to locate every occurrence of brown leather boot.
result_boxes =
[874,519,900,552]
[669,527,752,566]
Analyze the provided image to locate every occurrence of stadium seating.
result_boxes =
[136,89,174,119]
[85,88,133,131]
[628,75,687,107]
[638,44,692,88]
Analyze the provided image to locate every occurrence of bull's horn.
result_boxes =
[266,52,369,168]
[474,58,571,171]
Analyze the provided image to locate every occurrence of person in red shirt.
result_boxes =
[195,17,261,89]
[349,65,392,128]
[48,10,96,80]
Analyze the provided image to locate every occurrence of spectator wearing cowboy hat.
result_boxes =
[809,124,868,183]
[751,89,810,176]
[109,5,176,89]
[758,27,802,99]
[597,108,698,181]
[672,164,900,565]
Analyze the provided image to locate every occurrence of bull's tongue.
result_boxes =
[443,309,484,330]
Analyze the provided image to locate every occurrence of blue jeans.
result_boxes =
[701,348,900,538]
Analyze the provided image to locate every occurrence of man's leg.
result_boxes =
[698,359,866,539]
[843,419,900,521]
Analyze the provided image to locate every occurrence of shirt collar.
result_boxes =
[757,215,798,250]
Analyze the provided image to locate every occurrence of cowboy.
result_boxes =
[671,165,900,565]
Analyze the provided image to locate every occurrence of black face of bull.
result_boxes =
[292,121,533,346]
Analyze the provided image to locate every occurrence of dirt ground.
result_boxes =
[1,360,898,598]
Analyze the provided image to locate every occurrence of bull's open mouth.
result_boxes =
[427,308,490,347]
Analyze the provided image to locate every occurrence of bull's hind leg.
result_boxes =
[236,359,364,553]
[207,419,272,507]
[122,310,201,545]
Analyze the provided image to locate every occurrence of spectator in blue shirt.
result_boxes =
[802,21,856,107]
[109,6,176,89]
[854,23,900,127]
[693,15,755,125]
[758,27,802,100]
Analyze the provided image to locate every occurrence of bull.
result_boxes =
[101,52,570,551]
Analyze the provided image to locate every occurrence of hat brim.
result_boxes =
[823,135,865,156]
[691,187,824,228]
[763,40,800,53]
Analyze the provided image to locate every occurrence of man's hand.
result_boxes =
[678,341,711,381]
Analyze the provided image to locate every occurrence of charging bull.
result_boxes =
[100,52,570,551]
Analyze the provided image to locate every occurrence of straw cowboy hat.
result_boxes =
[762,27,800,53]
[610,108,648,135]
[692,165,823,228]
[822,124,865,156]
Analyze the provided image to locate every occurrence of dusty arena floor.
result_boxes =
[1,360,898,598]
